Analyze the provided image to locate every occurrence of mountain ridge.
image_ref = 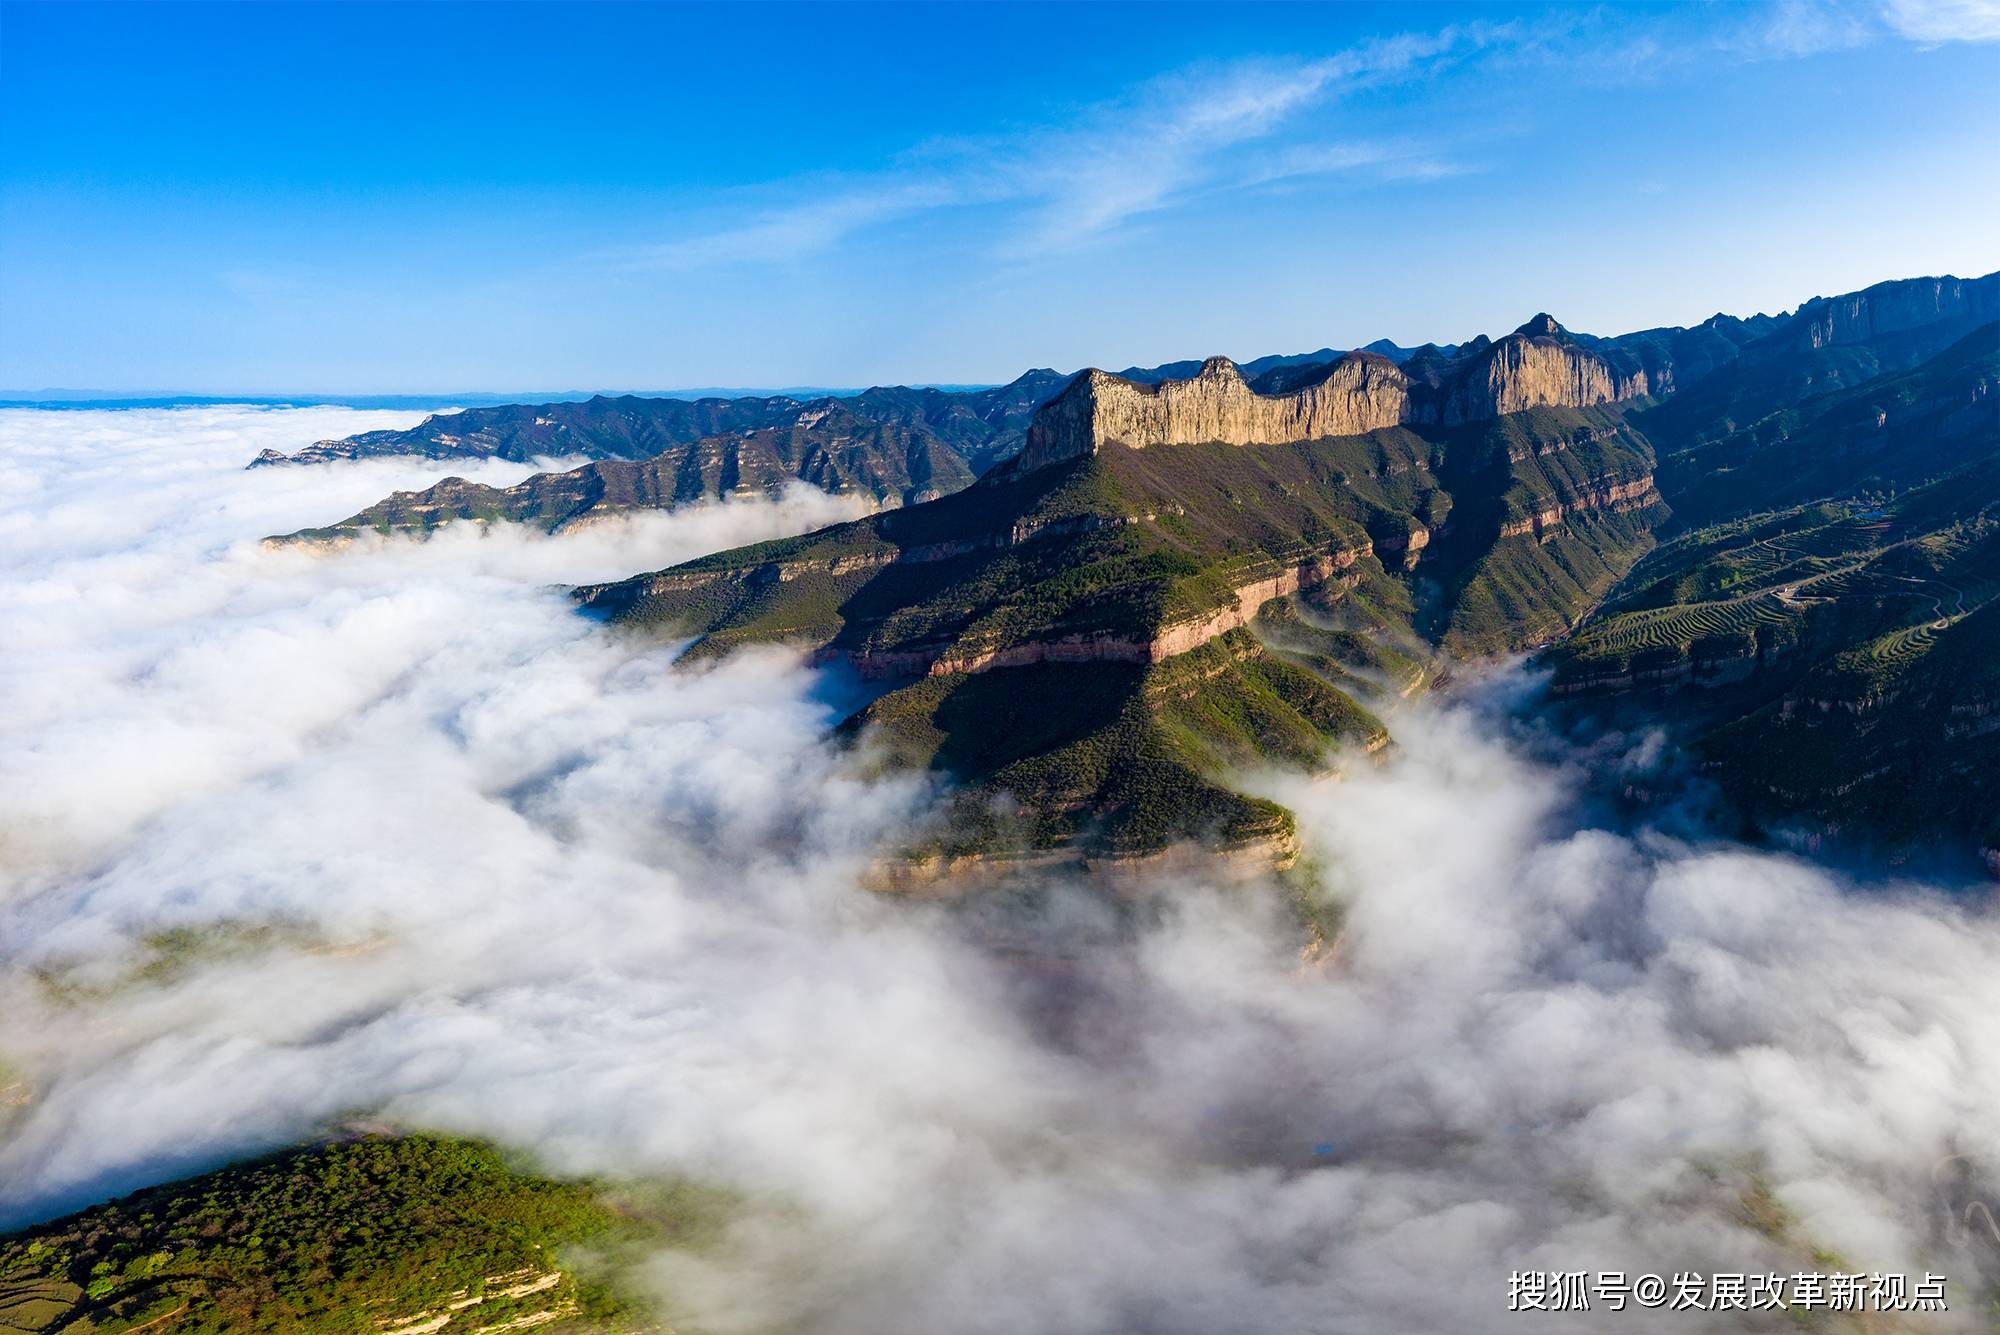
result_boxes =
[270,272,1992,550]
[561,272,1995,867]
[253,271,1997,864]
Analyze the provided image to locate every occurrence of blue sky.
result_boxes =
[2,0,1996,393]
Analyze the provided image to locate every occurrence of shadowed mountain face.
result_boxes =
[1545,322,2000,854]
[249,369,1073,479]
[275,411,975,544]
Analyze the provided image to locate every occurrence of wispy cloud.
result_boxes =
[608,27,1501,273]
[1879,0,2000,43]
[1235,138,1476,192]
[602,3,1991,276]
[1720,0,1998,59]
[617,181,969,271]
[988,29,1498,257]
[1733,0,1877,58]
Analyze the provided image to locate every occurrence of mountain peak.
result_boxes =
[1514,313,1567,339]
[1198,355,1242,379]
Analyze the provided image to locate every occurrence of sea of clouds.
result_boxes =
[1,407,1995,1333]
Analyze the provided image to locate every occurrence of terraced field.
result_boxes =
[1553,486,1996,678]
[1863,618,1938,672]
[1545,453,1999,849]
[1569,591,1793,660]
[0,1279,81,1335]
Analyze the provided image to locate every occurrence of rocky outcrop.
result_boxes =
[864,829,1301,896]
[1789,273,2000,350]
[377,1269,571,1335]
[1436,323,1650,424]
[812,547,1368,679]
[1497,475,1661,540]
[1020,354,1410,469]
[1019,320,1654,469]
[1143,552,1361,659]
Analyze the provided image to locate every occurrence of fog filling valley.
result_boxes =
[2,408,1996,1332]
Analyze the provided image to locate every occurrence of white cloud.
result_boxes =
[1738,0,1876,58]
[1714,0,2000,57]
[1,409,1997,1332]
[603,4,1999,277]
[1236,139,1475,192]
[1880,0,2000,42]
[616,180,971,270]
[609,29,1492,272]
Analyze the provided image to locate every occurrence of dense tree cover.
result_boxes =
[0,1135,725,1335]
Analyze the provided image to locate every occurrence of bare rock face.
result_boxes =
[1438,331,1649,424]
[1019,322,1652,469]
[1020,353,1412,469]
[1496,475,1661,540]
[1792,273,2000,349]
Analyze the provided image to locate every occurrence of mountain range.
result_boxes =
[267,271,1999,869]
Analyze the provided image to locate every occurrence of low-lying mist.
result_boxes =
[1,409,1994,1333]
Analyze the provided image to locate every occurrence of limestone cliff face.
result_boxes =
[1496,475,1661,540]
[1792,273,2000,349]
[1437,331,1649,424]
[1019,321,1653,468]
[1021,354,1412,469]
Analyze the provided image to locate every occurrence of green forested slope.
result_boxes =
[0,1135,723,1335]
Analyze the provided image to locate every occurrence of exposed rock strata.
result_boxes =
[863,830,1302,895]
[812,549,1367,679]
[1791,273,2000,349]
[1437,331,1648,424]
[1020,323,1653,470]
[1497,476,1661,540]
[1020,354,1411,469]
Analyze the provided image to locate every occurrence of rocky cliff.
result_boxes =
[1020,354,1411,469]
[1018,318,1653,470]
[1436,318,1650,423]
[1496,474,1661,540]
[1788,272,2000,350]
